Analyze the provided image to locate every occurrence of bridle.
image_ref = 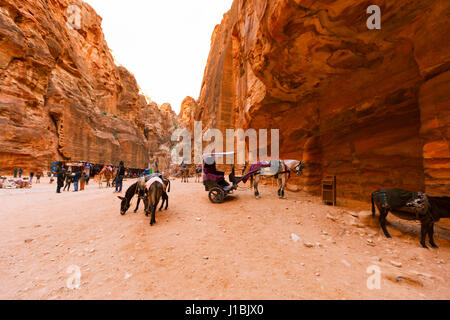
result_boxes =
[293,161,305,175]
[278,161,305,177]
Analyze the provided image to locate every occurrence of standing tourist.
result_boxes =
[30,171,34,183]
[14,168,18,178]
[114,161,125,193]
[36,172,41,184]
[56,167,65,193]
[73,171,80,192]
[63,171,72,191]
[80,172,87,191]
[19,168,23,178]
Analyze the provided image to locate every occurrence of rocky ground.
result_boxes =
[0,178,448,300]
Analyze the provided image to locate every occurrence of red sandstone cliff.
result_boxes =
[0,0,177,173]
[187,0,450,200]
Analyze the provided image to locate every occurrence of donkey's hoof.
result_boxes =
[430,243,439,249]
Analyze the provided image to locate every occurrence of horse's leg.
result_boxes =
[422,216,437,248]
[428,222,438,248]
[277,175,286,199]
[144,196,150,217]
[134,197,140,213]
[281,174,286,199]
[379,209,391,238]
[159,193,166,211]
[420,219,429,249]
[164,192,168,210]
[150,203,157,225]
[151,194,160,225]
[276,177,281,198]
[254,175,260,199]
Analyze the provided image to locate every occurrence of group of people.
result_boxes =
[12,168,42,184]
[56,167,89,193]
[63,171,89,192]
[55,161,126,194]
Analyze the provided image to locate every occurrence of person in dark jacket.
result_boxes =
[14,168,18,178]
[115,161,125,193]
[19,168,23,178]
[56,167,65,193]
[73,171,81,192]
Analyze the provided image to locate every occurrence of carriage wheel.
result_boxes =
[208,187,225,204]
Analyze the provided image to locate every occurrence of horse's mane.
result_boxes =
[125,182,138,201]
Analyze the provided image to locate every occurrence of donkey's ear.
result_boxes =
[118,196,125,200]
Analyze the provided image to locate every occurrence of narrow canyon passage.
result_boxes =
[0,179,448,300]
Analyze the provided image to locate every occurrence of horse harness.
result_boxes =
[375,190,433,221]
[275,161,304,179]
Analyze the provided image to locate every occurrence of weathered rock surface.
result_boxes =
[179,96,198,132]
[188,0,450,200]
[0,0,177,173]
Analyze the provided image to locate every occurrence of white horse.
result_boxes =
[250,160,305,199]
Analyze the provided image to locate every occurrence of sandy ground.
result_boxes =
[0,178,449,300]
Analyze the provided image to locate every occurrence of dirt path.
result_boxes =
[0,178,449,300]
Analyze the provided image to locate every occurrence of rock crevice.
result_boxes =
[186,0,450,200]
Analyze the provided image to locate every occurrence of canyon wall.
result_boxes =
[0,0,177,173]
[189,0,450,200]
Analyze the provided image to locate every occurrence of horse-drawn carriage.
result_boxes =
[202,152,237,203]
[202,152,305,203]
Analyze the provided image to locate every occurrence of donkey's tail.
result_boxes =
[371,192,376,217]
[167,179,171,193]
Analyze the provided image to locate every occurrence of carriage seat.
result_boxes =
[203,162,225,183]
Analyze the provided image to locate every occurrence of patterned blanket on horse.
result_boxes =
[242,161,285,183]
[241,162,270,183]
[145,176,164,190]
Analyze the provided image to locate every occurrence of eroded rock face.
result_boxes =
[179,96,198,132]
[0,0,177,173]
[191,0,450,199]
